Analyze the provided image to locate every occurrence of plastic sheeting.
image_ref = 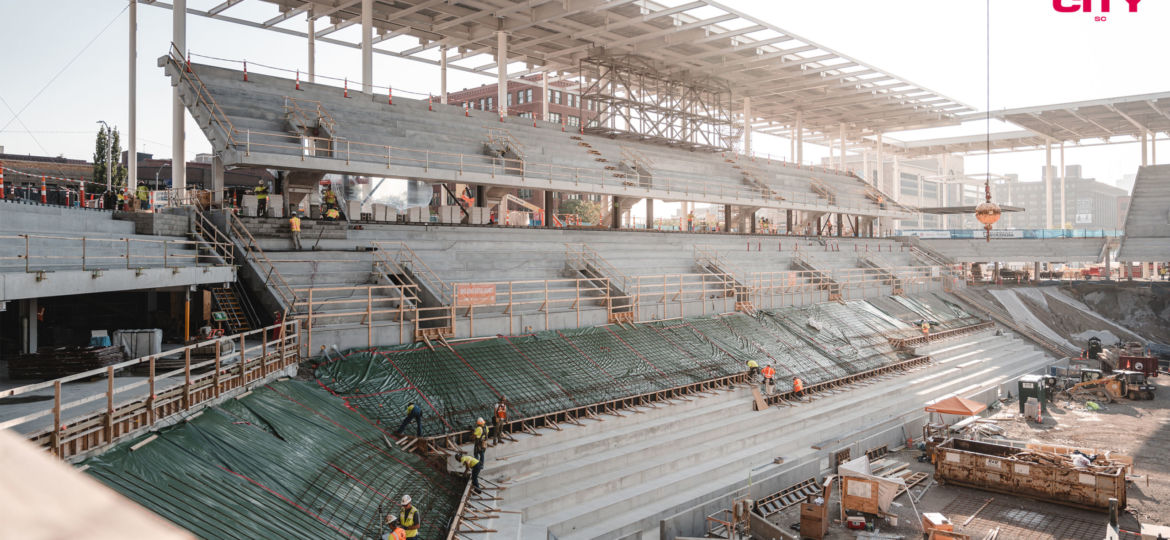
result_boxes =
[316,295,979,437]
[83,380,461,540]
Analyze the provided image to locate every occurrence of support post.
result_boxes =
[497,31,508,118]
[723,204,732,232]
[440,46,448,104]
[743,97,752,155]
[611,196,622,229]
[307,13,316,82]
[542,73,550,121]
[1045,140,1053,229]
[1034,261,1041,284]
[544,190,554,229]
[645,198,654,230]
[172,0,186,192]
[361,0,373,94]
[1059,142,1066,229]
[750,210,757,234]
[876,132,884,193]
[1141,131,1149,166]
[839,122,846,170]
[795,111,803,165]
[786,209,793,234]
[212,155,225,205]
[128,0,137,192]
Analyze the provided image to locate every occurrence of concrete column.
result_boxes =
[743,97,752,156]
[645,198,654,230]
[1141,131,1149,166]
[212,155,225,204]
[541,74,549,121]
[307,14,316,82]
[838,123,846,170]
[862,151,869,184]
[723,204,732,232]
[497,31,508,117]
[868,219,874,238]
[789,125,795,162]
[1104,246,1111,281]
[474,185,485,207]
[1045,141,1053,228]
[1034,261,1041,283]
[543,190,554,228]
[20,299,38,354]
[892,156,901,200]
[128,0,137,192]
[836,213,843,237]
[854,216,860,238]
[172,0,186,191]
[815,216,822,237]
[611,196,622,229]
[786,209,793,234]
[750,210,757,234]
[876,133,884,193]
[361,0,373,94]
[795,111,804,165]
[679,202,686,232]
[1153,132,1158,164]
[1059,142,1066,229]
[440,46,448,104]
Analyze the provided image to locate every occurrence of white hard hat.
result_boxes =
[401,494,412,505]
[477,417,485,425]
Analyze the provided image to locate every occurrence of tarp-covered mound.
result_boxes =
[83,380,461,540]
[317,295,979,437]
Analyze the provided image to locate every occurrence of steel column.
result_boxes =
[440,46,448,104]
[497,31,507,117]
[307,14,315,82]
[172,0,186,192]
[1045,141,1053,229]
[743,97,752,155]
[361,0,372,94]
[128,0,137,192]
[1059,142,1066,229]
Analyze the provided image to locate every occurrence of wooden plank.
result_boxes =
[751,386,768,411]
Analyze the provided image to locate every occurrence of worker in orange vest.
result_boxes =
[492,396,508,446]
[921,320,930,337]
[761,364,776,395]
[793,377,804,399]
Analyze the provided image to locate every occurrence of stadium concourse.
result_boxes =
[6,0,1170,539]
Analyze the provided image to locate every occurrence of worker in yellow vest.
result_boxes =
[325,207,340,221]
[761,364,776,395]
[921,321,930,337]
[492,396,508,445]
[747,359,760,381]
[473,417,489,462]
[390,494,421,539]
[254,180,269,217]
[289,213,302,250]
[395,403,423,438]
[455,452,483,492]
[136,183,150,211]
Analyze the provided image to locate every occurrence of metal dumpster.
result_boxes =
[933,438,1126,511]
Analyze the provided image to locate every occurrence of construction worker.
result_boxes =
[289,212,302,251]
[393,494,421,539]
[921,320,930,337]
[322,184,338,210]
[254,180,269,217]
[136,183,150,211]
[793,377,804,399]
[394,402,423,438]
[747,359,760,381]
[761,364,776,395]
[492,396,508,445]
[455,452,483,492]
[473,417,489,462]
[324,207,341,221]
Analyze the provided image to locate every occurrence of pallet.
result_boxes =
[756,477,822,517]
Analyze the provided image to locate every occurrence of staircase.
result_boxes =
[284,95,339,157]
[211,285,253,333]
[858,256,904,295]
[485,127,527,176]
[791,251,841,301]
[565,243,634,323]
[694,245,751,310]
[618,145,654,188]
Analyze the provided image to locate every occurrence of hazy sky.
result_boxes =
[1,0,1167,190]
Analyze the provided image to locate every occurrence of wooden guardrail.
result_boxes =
[2,321,300,460]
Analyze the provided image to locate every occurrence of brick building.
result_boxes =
[447,74,599,127]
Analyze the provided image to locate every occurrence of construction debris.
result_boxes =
[8,346,125,379]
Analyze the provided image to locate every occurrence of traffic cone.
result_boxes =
[344,78,349,98]
[243,60,248,82]
[428,95,433,111]
[40,176,47,204]
[296,69,301,90]
[388,87,392,105]
[79,183,85,206]
[0,163,5,199]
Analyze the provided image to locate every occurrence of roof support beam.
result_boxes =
[206,0,244,17]
[1106,104,1147,134]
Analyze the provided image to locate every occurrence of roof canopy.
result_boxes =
[992,91,1170,143]
[924,395,986,416]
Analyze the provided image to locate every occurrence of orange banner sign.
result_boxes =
[456,283,497,306]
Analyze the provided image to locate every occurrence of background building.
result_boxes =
[999,165,1128,230]
[448,74,599,127]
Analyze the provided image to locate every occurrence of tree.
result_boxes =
[93,126,127,191]
[559,198,602,225]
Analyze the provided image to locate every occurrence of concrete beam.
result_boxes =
[0,266,236,302]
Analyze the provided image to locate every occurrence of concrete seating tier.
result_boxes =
[920,237,1107,263]
[1118,164,1170,261]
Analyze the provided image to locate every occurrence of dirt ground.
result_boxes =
[1061,282,1170,344]
[768,377,1170,539]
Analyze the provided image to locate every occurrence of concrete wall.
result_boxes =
[113,208,192,236]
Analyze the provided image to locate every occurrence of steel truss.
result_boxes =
[579,54,740,152]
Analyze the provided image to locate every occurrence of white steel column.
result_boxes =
[838,123,846,169]
[794,111,803,165]
[542,74,549,120]
[497,31,508,117]
[440,46,448,104]
[307,14,316,82]
[361,0,373,94]
[1060,142,1066,228]
[862,151,870,184]
[128,0,137,191]
[1045,141,1053,228]
[876,133,884,193]
[1141,131,1149,166]
[742,97,752,155]
[212,155,225,204]
[172,0,186,191]
[1153,132,1158,164]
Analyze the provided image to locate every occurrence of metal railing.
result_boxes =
[4,320,300,460]
[565,242,633,293]
[0,232,233,273]
[163,52,914,218]
[226,211,297,308]
[193,210,236,266]
[373,241,453,304]
[283,94,338,137]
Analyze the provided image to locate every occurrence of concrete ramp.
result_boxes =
[1118,164,1170,261]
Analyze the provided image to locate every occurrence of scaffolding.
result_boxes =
[579,54,740,151]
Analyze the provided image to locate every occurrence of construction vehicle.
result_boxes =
[1059,369,1124,403]
[1115,370,1156,400]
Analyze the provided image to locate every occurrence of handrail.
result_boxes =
[10,320,300,459]
[372,241,452,304]
[225,211,297,308]
[169,58,912,218]
[0,232,233,273]
[167,45,237,147]
[193,210,236,266]
[485,127,527,161]
[565,243,633,292]
[283,95,338,137]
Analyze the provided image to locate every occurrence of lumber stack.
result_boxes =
[8,346,125,379]
[1011,449,1126,475]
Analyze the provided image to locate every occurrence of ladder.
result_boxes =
[211,286,252,334]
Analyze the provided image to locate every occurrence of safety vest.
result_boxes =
[495,403,507,420]
[136,185,149,201]
[255,185,268,200]
[289,217,301,232]
[460,455,480,468]
[326,208,340,219]
[747,360,759,369]
[389,527,407,540]
[474,425,489,440]
[405,404,415,415]
[921,322,930,334]
[761,366,775,379]
[399,506,419,539]
[793,378,804,393]
[323,190,337,204]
